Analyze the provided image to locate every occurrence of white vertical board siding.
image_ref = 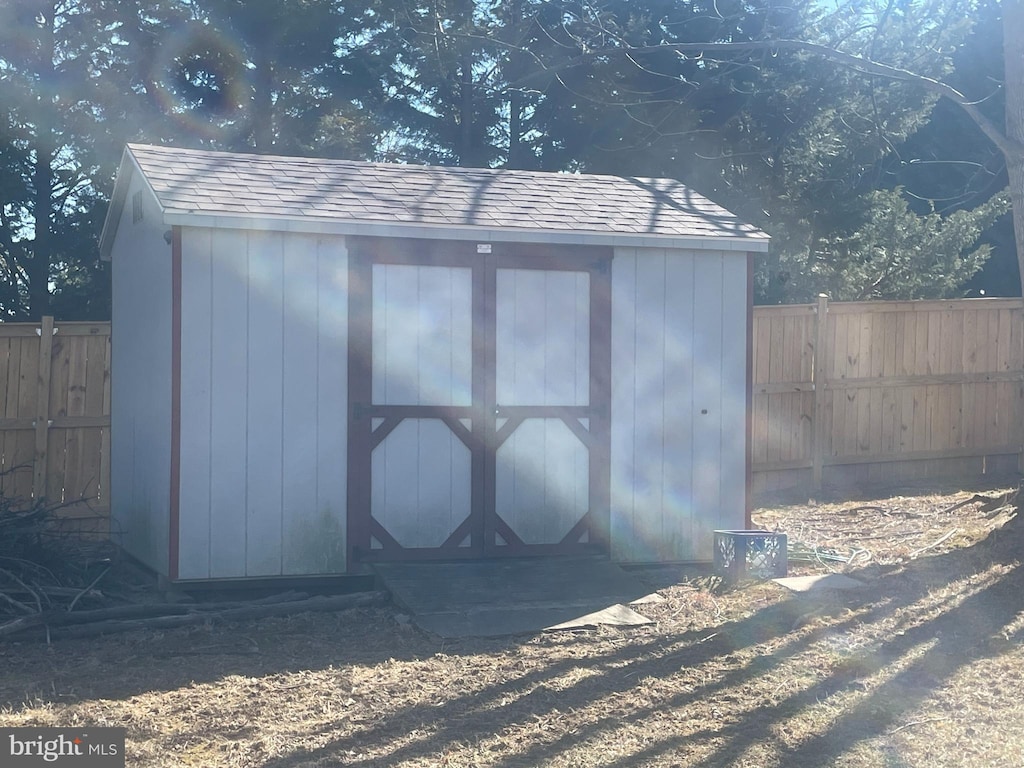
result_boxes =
[175,229,349,579]
[496,269,589,406]
[610,247,747,562]
[208,229,249,578]
[283,235,340,574]
[663,255,696,555]
[632,254,668,556]
[717,255,749,538]
[110,173,172,575]
[245,231,285,576]
[609,252,638,560]
[693,249,748,549]
[176,229,213,579]
[312,236,348,573]
[370,264,473,548]
[691,254,726,557]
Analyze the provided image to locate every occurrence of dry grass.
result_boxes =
[3,486,1024,767]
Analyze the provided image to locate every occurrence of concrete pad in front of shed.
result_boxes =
[373,558,654,638]
[773,574,865,592]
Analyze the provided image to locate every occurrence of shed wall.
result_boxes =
[610,247,748,562]
[110,174,172,574]
[176,228,349,580]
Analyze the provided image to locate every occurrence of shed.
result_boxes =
[100,144,769,582]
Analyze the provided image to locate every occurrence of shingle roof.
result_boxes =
[111,144,768,250]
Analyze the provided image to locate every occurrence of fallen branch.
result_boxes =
[943,489,1022,517]
[0,590,34,615]
[2,586,104,600]
[909,528,960,558]
[0,490,120,622]
[0,567,43,612]
[888,716,951,734]
[939,495,991,515]
[53,591,389,640]
[985,504,1015,519]
[834,505,931,519]
[835,506,888,516]
[0,590,313,637]
[855,532,921,542]
[882,509,932,519]
[7,591,389,641]
[68,566,111,612]
[0,612,46,637]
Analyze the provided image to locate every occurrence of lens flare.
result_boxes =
[148,21,252,141]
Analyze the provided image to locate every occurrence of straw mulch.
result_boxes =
[2,485,1023,767]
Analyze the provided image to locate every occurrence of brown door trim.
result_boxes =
[346,238,613,567]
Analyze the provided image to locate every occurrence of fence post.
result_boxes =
[811,295,829,490]
[32,315,54,501]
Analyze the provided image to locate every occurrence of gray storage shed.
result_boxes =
[100,144,769,581]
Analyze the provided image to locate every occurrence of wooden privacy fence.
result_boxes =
[752,297,1024,495]
[0,317,110,531]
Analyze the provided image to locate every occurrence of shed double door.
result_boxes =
[347,239,611,564]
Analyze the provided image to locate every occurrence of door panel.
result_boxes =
[367,262,478,556]
[372,263,473,406]
[494,418,590,546]
[495,269,590,406]
[491,266,594,551]
[371,419,472,549]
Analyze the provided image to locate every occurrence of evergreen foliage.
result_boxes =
[0,0,1014,318]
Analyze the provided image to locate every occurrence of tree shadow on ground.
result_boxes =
[3,514,1022,767]
[0,604,451,704]
[256,517,1024,767]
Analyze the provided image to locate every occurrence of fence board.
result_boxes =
[14,338,39,500]
[0,318,110,534]
[752,297,1024,497]
[1,340,19,495]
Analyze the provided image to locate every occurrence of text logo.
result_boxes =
[1,728,125,767]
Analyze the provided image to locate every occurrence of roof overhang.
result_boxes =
[155,209,770,252]
[99,149,149,261]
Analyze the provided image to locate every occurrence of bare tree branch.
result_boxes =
[570,40,1021,160]
[459,29,1020,161]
